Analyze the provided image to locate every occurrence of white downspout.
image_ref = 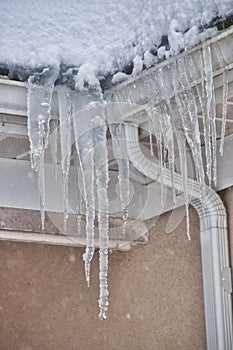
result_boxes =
[124,123,233,350]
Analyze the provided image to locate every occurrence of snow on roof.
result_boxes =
[0,0,233,89]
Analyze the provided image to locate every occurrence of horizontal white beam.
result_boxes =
[0,229,137,251]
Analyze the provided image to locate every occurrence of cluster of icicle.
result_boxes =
[145,45,229,240]
[110,42,229,240]
[26,42,229,318]
[27,67,131,320]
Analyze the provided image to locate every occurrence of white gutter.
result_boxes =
[124,123,233,350]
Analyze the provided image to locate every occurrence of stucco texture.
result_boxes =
[0,205,208,350]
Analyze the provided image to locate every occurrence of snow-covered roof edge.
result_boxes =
[0,2,233,92]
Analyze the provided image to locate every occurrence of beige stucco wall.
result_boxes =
[0,203,209,350]
[6,186,233,350]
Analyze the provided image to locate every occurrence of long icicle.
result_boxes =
[160,101,176,203]
[38,148,45,230]
[177,57,205,196]
[176,133,190,240]
[211,68,217,187]
[150,104,165,205]
[203,45,216,186]
[73,148,84,235]
[170,62,191,239]
[81,132,95,288]
[93,115,109,320]
[50,118,58,181]
[156,70,176,203]
[220,70,228,156]
[27,67,58,229]
[187,52,212,190]
[58,88,72,231]
[72,95,96,288]
[109,123,130,234]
